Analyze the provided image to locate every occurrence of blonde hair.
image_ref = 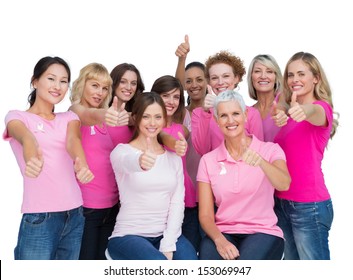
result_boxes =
[70,63,112,109]
[283,52,339,139]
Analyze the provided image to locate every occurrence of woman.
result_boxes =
[107,92,197,260]
[151,75,200,252]
[3,56,93,259]
[197,90,290,260]
[274,52,339,260]
[192,50,264,156]
[247,54,286,142]
[69,63,121,260]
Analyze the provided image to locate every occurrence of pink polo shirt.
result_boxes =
[274,100,333,202]
[197,136,284,238]
[192,106,264,156]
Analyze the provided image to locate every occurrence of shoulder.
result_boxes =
[56,110,80,122]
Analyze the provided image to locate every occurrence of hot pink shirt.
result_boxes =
[3,110,83,213]
[192,106,264,156]
[274,100,333,202]
[78,123,119,208]
[163,122,197,207]
[197,136,284,238]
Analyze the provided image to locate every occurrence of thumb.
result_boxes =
[177,131,186,142]
[74,157,82,171]
[37,147,43,161]
[146,137,154,153]
[290,92,297,107]
[112,96,119,111]
[119,102,126,113]
[184,34,189,47]
[207,85,216,96]
[271,100,277,116]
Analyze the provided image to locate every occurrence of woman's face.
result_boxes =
[160,88,181,118]
[208,63,240,95]
[185,67,207,102]
[251,62,276,94]
[81,76,109,108]
[33,64,69,105]
[139,102,165,138]
[114,70,138,103]
[216,100,245,138]
[287,59,318,101]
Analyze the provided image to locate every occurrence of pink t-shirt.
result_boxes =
[3,110,83,213]
[192,106,264,156]
[163,122,197,208]
[78,123,119,208]
[197,136,284,238]
[274,100,333,202]
[107,125,134,147]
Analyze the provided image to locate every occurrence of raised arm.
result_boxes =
[175,35,190,87]
[7,120,43,177]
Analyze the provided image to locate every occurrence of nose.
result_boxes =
[260,71,267,78]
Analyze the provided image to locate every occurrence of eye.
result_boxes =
[48,77,54,81]
[185,80,191,84]
[131,81,137,86]
[102,87,109,92]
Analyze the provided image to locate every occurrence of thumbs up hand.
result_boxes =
[116,102,130,126]
[203,85,217,111]
[174,131,188,157]
[241,138,262,167]
[288,92,307,122]
[175,34,190,58]
[139,137,157,171]
[74,157,94,184]
[105,96,120,126]
[25,147,44,178]
[271,100,289,127]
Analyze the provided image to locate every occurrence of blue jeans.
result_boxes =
[274,197,334,260]
[182,206,202,253]
[107,234,198,260]
[79,203,119,260]
[199,232,284,260]
[14,206,84,260]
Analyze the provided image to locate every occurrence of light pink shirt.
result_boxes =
[3,110,83,213]
[274,101,333,202]
[163,122,196,208]
[197,136,284,238]
[78,123,118,208]
[192,106,264,156]
[109,144,185,253]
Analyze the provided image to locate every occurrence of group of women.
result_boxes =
[4,35,338,260]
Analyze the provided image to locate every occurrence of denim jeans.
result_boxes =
[199,232,284,260]
[79,203,120,260]
[14,206,84,260]
[182,206,202,253]
[274,197,334,260]
[107,234,198,260]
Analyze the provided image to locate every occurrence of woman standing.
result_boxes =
[274,52,339,260]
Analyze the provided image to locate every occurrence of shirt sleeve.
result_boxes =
[191,107,213,155]
[110,144,143,176]
[246,106,264,141]
[159,155,185,253]
[3,110,27,141]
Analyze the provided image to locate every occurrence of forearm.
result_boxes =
[259,159,291,191]
[175,57,186,88]
[69,105,106,126]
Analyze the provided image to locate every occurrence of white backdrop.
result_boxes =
[0,0,351,278]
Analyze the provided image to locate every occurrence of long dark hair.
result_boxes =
[151,75,185,124]
[28,56,71,108]
[109,63,145,112]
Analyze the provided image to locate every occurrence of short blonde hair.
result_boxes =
[70,63,112,109]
